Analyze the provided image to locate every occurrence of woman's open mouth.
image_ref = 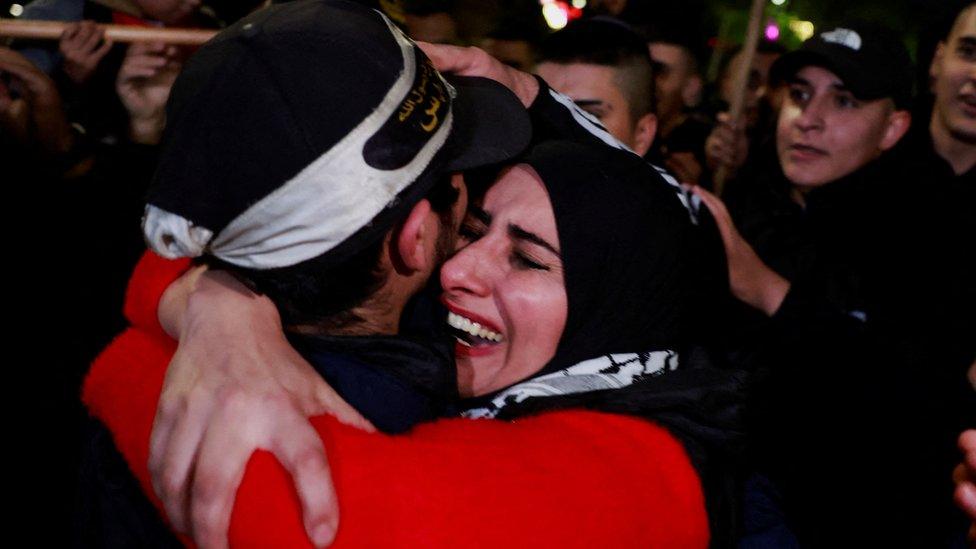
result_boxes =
[447,311,504,347]
[446,311,505,358]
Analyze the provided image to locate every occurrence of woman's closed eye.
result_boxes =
[511,250,550,271]
[458,213,488,243]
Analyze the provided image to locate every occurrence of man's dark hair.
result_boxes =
[403,0,454,16]
[486,8,547,45]
[717,42,787,82]
[916,0,975,92]
[208,175,460,332]
[638,21,705,76]
[539,18,656,119]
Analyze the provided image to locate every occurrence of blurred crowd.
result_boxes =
[2,0,973,547]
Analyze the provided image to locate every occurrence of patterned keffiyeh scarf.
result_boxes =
[462,350,678,419]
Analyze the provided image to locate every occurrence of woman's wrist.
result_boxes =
[181,269,281,339]
[158,264,209,338]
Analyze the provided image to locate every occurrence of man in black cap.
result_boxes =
[689,21,949,546]
[79,1,529,546]
[699,20,912,323]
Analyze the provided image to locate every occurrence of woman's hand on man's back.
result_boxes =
[150,268,374,548]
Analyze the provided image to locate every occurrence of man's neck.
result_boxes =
[930,115,976,176]
[290,291,403,337]
[288,255,424,338]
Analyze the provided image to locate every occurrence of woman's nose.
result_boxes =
[440,241,494,297]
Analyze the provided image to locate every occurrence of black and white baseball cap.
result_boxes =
[770,21,913,108]
[143,0,531,270]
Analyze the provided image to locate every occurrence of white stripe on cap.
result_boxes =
[143,204,214,259]
[143,13,453,270]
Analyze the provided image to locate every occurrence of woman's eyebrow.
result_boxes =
[509,224,560,257]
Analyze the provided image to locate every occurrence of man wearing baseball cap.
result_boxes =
[766,21,913,196]
[691,21,927,545]
[79,1,529,546]
[695,20,913,340]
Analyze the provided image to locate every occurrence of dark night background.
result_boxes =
[0,0,967,543]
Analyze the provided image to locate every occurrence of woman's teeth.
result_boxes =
[447,312,504,343]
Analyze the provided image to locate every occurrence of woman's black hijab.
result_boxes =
[531,141,694,372]
[478,141,747,547]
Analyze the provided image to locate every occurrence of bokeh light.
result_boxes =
[541,1,569,30]
[789,20,815,41]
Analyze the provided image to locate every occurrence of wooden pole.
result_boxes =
[0,20,216,46]
[713,0,765,197]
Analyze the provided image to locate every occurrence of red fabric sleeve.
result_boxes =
[84,329,709,548]
[123,252,191,337]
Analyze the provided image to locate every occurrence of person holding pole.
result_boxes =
[696,19,976,545]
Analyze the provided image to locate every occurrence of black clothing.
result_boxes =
[528,78,731,344]
[291,333,456,434]
[527,142,697,373]
[76,331,456,547]
[726,139,975,547]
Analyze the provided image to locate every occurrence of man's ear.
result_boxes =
[394,198,434,273]
[632,112,657,156]
[880,109,912,152]
[682,75,703,108]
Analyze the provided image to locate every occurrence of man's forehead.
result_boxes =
[791,66,900,114]
[948,4,976,41]
[789,65,847,89]
[536,62,621,92]
[648,42,690,65]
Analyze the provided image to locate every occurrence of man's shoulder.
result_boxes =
[291,334,455,433]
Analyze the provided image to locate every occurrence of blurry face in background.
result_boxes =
[588,0,627,16]
[719,50,781,129]
[776,66,908,192]
[481,38,535,72]
[536,62,645,151]
[648,42,701,130]
[405,12,459,44]
[930,5,976,144]
[136,0,200,24]
[440,166,567,397]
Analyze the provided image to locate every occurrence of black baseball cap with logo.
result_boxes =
[143,0,531,271]
[770,21,913,108]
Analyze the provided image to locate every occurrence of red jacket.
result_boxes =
[82,253,709,548]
